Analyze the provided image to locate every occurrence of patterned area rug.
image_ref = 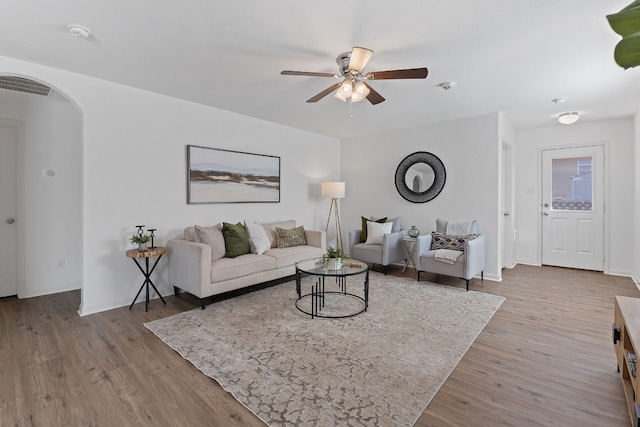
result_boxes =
[145,272,504,426]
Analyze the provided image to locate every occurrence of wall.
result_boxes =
[0,55,340,315]
[0,89,82,297]
[341,113,502,281]
[515,119,634,276]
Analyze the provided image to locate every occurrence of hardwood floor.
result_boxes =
[1,265,637,426]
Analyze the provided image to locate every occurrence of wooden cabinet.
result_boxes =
[614,296,640,426]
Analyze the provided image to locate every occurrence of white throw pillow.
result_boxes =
[245,221,271,255]
[365,221,393,245]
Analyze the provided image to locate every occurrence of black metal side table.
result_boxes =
[126,246,167,312]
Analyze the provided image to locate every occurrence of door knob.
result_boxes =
[6,218,15,224]
[543,212,550,216]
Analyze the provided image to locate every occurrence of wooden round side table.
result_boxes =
[126,246,167,312]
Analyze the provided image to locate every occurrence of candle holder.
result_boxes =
[148,228,157,248]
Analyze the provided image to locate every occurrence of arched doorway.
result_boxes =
[0,75,83,308]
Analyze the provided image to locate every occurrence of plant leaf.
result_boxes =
[614,31,640,68]
[607,4,640,37]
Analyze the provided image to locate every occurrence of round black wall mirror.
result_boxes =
[394,151,446,203]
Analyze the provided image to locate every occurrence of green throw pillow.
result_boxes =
[360,216,387,243]
[222,222,250,258]
[276,225,307,248]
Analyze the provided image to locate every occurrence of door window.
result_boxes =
[551,156,592,211]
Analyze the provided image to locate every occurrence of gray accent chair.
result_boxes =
[413,218,485,291]
[348,217,407,274]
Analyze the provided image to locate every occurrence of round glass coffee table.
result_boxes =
[295,258,369,319]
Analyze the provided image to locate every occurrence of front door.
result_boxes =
[541,145,604,271]
[0,123,18,297]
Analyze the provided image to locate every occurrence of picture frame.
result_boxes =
[187,145,280,204]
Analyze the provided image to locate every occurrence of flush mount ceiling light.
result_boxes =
[68,24,91,39]
[558,112,579,125]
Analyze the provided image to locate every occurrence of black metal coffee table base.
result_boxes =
[295,259,369,319]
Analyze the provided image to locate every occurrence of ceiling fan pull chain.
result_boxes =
[348,97,353,118]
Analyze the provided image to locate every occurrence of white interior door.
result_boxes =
[502,143,514,269]
[541,146,604,271]
[0,123,18,297]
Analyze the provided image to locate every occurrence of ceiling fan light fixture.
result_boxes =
[339,79,353,95]
[558,112,579,125]
[354,81,370,96]
[333,90,349,102]
[348,47,374,73]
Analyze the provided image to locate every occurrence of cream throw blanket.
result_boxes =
[434,249,463,264]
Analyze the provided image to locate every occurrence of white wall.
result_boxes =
[341,113,502,281]
[0,89,82,297]
[0,55,340,315]
[515,119,635,276]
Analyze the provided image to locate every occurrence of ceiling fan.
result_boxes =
[281,46,428,106]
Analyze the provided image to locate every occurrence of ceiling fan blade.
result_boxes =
[363,83,385,105]
[281,70,337,78]
[348,47,374,73]
[365,68,428,80]
[306,82,342,103]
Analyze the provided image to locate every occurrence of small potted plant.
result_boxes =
[130,233,151,251]
[323,245,345,270]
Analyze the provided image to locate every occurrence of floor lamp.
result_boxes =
[321,182,345,253]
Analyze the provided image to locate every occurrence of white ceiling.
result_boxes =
[1,0,638,139]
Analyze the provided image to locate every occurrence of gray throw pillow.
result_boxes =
[194,225,226,261]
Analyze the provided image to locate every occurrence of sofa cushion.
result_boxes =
[262,219,297,248]
[365,221,393,244]
[430,232,476,251]
[360,216,387,243]
[264,245,322,269]
[245,221,271,255]
[371,216,402,233]
[276,225,307,248]
[210,254,275,283]
[222,222,250,258]
[194,224,226,261]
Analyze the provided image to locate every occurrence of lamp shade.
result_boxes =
[321,181,345,199]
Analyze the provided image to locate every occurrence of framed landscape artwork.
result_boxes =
[187,145,281,204]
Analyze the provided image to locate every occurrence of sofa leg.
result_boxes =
[481,271,484,281]
[200,298,206,310]
[417,271,421,282]
[465,279,469,291]
[173,286,180,296]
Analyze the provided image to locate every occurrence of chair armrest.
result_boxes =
[381,230,408,265]
[167,239,211,298]
[348,230,362,257]
[464,234,486,279]
[414,234,434,270]
[305,229,326,252]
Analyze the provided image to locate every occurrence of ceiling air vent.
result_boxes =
[0,76,51,96]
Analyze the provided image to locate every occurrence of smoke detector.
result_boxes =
[68,24,91,39]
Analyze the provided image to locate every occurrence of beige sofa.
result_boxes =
[167,219,325,309]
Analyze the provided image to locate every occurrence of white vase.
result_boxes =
[327,258,343,270]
